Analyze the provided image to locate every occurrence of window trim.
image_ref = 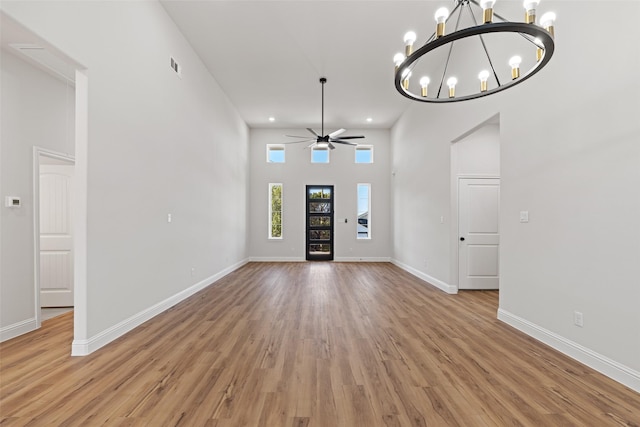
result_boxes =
[268,183,283,239]
[355,145,374,164]
[357,183,371,240]
[266,144,285,163]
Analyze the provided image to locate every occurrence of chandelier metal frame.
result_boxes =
[394,0,555,103]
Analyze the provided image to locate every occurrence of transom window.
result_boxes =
[355,145,373,163]
[267,144,285,163]
[311,146,330,163]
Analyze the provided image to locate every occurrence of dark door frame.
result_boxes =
[306,185,334,261]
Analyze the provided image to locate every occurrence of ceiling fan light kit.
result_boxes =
[393,0,556,103]
[285,77,365,150]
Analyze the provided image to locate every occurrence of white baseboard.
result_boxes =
[249,257,306,262]
[391,259,457,294]
[498,308,640,393]
[249,257,391,263]
[71,258,250,356]
[334,257,391,262]
[0,317,38,343]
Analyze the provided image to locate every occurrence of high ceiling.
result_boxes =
[160,0,539,131]
[2,1,554,132]
[160,0,429,130]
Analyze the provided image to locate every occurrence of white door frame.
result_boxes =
[33,147,75,327]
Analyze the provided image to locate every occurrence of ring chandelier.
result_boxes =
[393,0,556,103]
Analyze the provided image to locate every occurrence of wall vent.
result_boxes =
[170,57,181,76]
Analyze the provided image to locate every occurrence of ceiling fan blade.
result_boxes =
[283,139,315,144]
[328,128,346,138]
[328,142,336,150]
[331,139,358,146]
[306,128,320,137]
[307,141,318,149]
[333,135,365,139]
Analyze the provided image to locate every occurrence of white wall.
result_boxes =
[392,1,640,390]
[0,1,249,351]
[452,123,500,177]
[249,128,391,261]
[0,50,75,339]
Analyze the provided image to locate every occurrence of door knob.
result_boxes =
[460,237,465,241]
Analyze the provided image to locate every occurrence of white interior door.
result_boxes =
[40,164,74,307]
[459,178,500,290]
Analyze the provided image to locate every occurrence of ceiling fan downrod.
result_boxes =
[320,77,326,137]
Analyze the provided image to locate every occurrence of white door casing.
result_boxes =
[40,164,74,307]
[459,178,500,290]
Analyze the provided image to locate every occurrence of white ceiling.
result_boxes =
[159,0,449,130]
[160,0,542,131]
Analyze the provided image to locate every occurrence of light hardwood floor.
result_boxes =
[1,262,638,426]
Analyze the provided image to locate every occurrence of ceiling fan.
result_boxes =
[285,77,365,150]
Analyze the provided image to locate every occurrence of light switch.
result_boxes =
[167,213,172,223]
[519,211,529,223]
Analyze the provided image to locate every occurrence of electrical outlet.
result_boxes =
[574,311,583,327]
[190,267,196,277]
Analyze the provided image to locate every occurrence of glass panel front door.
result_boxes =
[306,185,334,261]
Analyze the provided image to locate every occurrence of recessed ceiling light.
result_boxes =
[366,117,373,123]
[268,117,275,122]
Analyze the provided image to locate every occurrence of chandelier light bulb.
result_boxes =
[509,55,522,79]
[419,76,430,97]
[393,52,405,71]
[480,0,496,23]
[540,11,556,37]
[478,70,490,92]
[402,69,412,90]
[434,7,449,38]
[534,37,543,61]
[523,0,540,24]
[404,31,417,56]
[447,77,457,98]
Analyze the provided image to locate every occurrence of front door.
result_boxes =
[459,178,500,290]
[40,164,75,307]
[306,185,334,261]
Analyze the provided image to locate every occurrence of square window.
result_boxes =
[311,147,330,163]
[267,145,285,163]
[355,145,373,163]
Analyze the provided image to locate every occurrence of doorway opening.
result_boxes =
[2,12,89,351]
[34,149,75,326]
[450,115,501,291]
[306,185,334,261]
